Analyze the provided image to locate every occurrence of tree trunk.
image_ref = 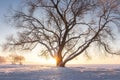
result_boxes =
[55,56,65,67]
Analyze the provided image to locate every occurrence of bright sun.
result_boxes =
[24,53,57,65]
[47,58,56,64]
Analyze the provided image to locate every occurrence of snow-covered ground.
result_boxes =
[0,64,120,80]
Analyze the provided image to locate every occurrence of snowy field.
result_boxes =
[0,64,120,80]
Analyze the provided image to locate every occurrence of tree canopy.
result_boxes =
[4,0,120,67]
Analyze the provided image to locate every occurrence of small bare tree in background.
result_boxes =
[8,54,25,65]
[4,0,120,67]
[0,56,6,64]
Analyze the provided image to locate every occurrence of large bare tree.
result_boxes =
[4,0,120,67]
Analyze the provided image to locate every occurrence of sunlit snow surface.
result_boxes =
[0,64,120,80]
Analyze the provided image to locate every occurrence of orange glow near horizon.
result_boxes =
[1,50,120,65]
[23,53,56,65]
[24,54,120,65]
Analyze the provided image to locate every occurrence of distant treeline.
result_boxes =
[0,55,25,65]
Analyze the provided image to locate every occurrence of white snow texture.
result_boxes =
[0,64,120,80]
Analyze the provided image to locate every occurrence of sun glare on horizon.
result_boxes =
[24,53,56,65]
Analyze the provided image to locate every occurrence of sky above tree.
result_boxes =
[0,0,20,44]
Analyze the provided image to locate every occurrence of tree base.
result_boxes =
[56,62,65,67]
[57,64,65,67]
[55,55,66,67]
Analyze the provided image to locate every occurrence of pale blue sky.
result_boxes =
[0,0,20,44]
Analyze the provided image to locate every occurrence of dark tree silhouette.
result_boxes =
[4,0,120,67]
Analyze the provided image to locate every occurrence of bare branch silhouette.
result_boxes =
[4,0,120,67]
